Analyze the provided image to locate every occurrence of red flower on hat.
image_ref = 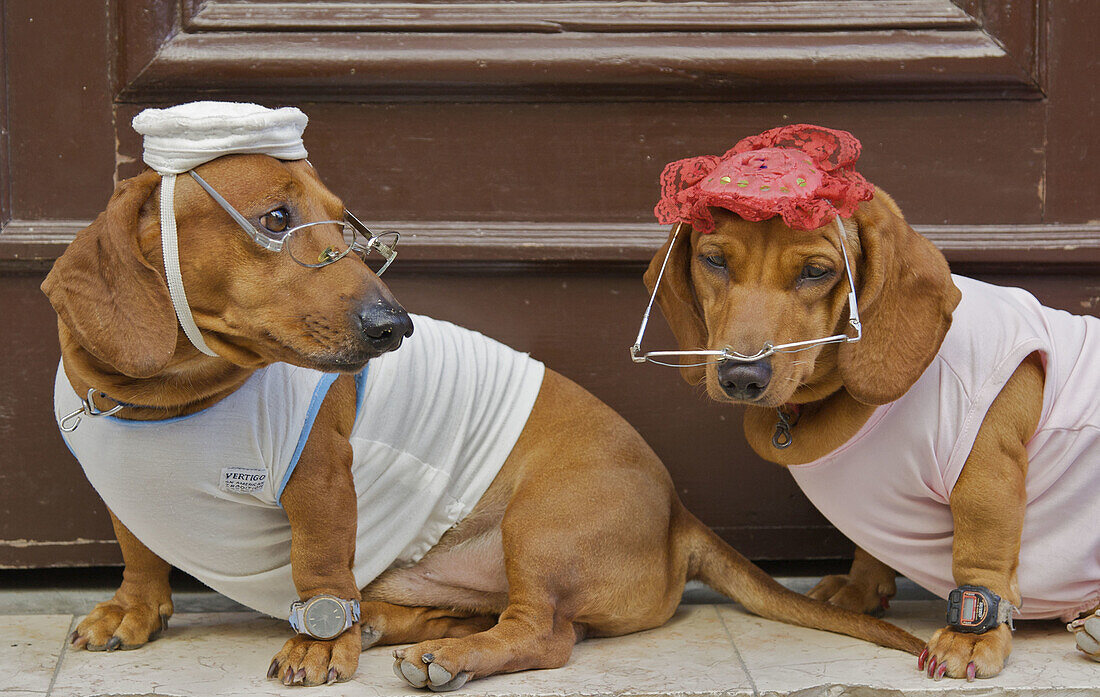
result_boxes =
[654,124,874,233]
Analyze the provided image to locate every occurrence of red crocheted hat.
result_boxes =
[653,124,874,233]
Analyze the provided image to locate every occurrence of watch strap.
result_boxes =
[996,596,1017,630]
[289,604,301,633]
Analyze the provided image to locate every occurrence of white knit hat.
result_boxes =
[132,101,308,174]
[132,101,310,358]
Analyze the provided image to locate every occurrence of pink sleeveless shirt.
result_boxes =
[789,275,1100,621]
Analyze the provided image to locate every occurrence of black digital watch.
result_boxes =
[946,585,1016,633]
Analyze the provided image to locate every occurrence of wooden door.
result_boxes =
[2,0,1096,567]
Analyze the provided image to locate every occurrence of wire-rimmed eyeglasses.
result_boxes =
[188,170,399,274]
[630,216,862,368]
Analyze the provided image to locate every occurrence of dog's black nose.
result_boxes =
[358,302,414,353]
[717,360,772,401]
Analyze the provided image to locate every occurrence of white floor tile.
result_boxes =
[0,614,72,694]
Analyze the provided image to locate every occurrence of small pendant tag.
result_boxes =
[772,406,799,449]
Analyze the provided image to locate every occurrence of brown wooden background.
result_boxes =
[2,0,1099,568]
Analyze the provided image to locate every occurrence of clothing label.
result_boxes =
[220,467,267,494]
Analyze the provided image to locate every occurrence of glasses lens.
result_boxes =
[347,229,399,275]
[286,222,352,268]
[366,231,399,275]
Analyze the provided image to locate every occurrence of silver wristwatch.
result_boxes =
[288,595,360,640]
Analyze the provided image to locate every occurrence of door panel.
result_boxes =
[2,0,1096,567]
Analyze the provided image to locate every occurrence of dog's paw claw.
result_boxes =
[1085,615,1100,636]
[399,659,429,687]
[105,636,122,652]
[427,662,452,685]
[1076,632,1100,659]
[422,652,434,664]
[1078,632,1100,654]
[1073,614,1100,659]
[267,659,280,679]
[428,671,471,692]
[966,661,976,682]
[327,667,338,685]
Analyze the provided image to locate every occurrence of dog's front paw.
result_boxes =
[269,628,360,686]
[71,596,172,651]
[1069,612,1100,661]
[918,624,1011,680]
[807,574,892,617]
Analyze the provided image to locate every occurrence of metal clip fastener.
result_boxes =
[772,406,800,449]
[59,389,124,432]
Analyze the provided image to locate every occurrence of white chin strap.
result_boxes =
[160,173,218,357]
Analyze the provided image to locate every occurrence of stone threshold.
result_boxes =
[5,596,1098,697]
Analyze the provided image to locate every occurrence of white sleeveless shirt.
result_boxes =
[789,275,1100,620]
[55,315,544,618]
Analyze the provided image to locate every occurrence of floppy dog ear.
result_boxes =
[41,169,178,378]
[838,189,960,405]
[644,224,707,385]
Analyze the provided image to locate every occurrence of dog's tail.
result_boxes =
[678,509,924,655]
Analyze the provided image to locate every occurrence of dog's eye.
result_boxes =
[702,254,727,269]
[800,264,830,280]
[259,208,290,235]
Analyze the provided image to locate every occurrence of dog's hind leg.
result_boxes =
[390,571,581,691]
[392,605,578,691]
[391,370,689,690]
[71,510,173,651]
[807,546,898,617]
[383,501,586,689]
[358,602,498,648]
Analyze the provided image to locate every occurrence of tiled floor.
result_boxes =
[4,584,1098,697]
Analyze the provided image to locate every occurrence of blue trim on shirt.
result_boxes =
[104,409,204,426]
[276,372,340,506]
[354,364,370,421]
[59,432,79,461]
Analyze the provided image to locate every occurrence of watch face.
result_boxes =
[959,592,987,627]
[303,597,347,639]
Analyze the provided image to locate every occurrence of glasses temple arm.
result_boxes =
[632,222,684,361]
[344,209,372,236]
[835,215,862,341]
[188,171,272,243]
